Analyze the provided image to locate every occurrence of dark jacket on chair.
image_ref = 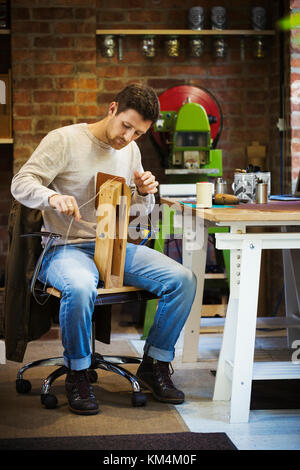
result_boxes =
[2,200,111,363]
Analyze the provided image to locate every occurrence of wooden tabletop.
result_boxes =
[160,198,300,223]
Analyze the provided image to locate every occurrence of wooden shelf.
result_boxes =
[0,29,10,35]
[96,29,276,36]
[0,138,13,144]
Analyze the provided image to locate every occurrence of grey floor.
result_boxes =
[129,320,300,451]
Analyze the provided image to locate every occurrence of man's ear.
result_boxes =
[108,101,118,116]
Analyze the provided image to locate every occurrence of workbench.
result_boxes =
[161,198,300,422]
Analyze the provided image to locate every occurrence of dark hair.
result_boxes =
[114,83,160,124]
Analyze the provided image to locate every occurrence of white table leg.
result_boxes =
[213,224,244,400]
[181,213,208,363]
[213,295,239,401]
[230,238,262,423]
[213,231,262,423]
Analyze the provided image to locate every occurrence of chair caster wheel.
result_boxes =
[16,378,31,394]
[41,393,58,409]
[88,370,98,383]
[132,392,147,407]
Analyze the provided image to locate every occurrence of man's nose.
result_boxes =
[124,128,135,142]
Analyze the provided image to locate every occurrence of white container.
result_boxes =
[196,182,213,208]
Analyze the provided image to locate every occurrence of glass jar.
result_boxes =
[101,35,116,58]
[165,36,180,57]
[141,35,156,58]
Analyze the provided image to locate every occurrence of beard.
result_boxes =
[104,120,127,149]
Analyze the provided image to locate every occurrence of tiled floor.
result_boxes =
[130,324,300,451]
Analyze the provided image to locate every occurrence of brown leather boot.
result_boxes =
[136,354,185,404]
[65,369,99,415]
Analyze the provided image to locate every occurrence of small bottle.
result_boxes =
[256,182,268,204]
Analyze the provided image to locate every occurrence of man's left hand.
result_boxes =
[134,170,159,195]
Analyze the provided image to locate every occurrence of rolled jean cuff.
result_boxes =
[64,353,91,371]
[144,344,174,362]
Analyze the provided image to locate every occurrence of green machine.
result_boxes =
[154,100,222,179]
[150,85,223,183]
[142,86,229,339]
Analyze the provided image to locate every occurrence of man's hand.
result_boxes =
[48,194,81,221]
[133,170,159,196]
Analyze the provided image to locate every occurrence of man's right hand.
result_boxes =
[48,194,81,221]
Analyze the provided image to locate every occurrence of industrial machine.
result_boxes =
[151,85,223,182]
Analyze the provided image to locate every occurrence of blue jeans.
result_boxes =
[37,242,197,370]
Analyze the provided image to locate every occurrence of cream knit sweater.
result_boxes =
[11,123,155,244]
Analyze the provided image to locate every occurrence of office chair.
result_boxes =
[15,175,159,409]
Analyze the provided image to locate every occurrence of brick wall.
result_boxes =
[10,0,285,182]
[0,0,292,316]
[11,0,97,173]
[96,0,284,190]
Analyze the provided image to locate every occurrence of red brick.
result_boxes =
[75,37,96,49]
[34,36,74,49]
[34,91,75,103]
[34,63,74,75]
[32,8,74,20]
[169,65,206,76]
[55,50,95,62]
[13,91,32,104]
[57,105,79,116]
[103,79,125,91]
[78,105,98,116]
[77,91,97,103]
[11,35,31,49]
[97,66,126,78]
[76,78,97,89]
[13,119,32,132]
[209,65,243,76]
[128,65,168,77]
[128,11,163,23]
[74,8,96,20]
[34,119,73,133]
[12,21,51,34]
[14,77,53,90]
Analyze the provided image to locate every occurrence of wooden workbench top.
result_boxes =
[160,198,300,223]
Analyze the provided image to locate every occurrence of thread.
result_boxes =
[196,182,213,208]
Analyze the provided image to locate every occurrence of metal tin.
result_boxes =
[215,177,227,194]
[256,182,268,204]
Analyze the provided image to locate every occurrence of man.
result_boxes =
[11,83,197,416]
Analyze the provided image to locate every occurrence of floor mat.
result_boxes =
[0,431,237,450]
[0,345,188,439]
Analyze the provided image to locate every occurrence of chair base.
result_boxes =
[16,352,147,409]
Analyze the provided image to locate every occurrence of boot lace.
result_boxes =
[71,370,92,399]
[155,361,175,388]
